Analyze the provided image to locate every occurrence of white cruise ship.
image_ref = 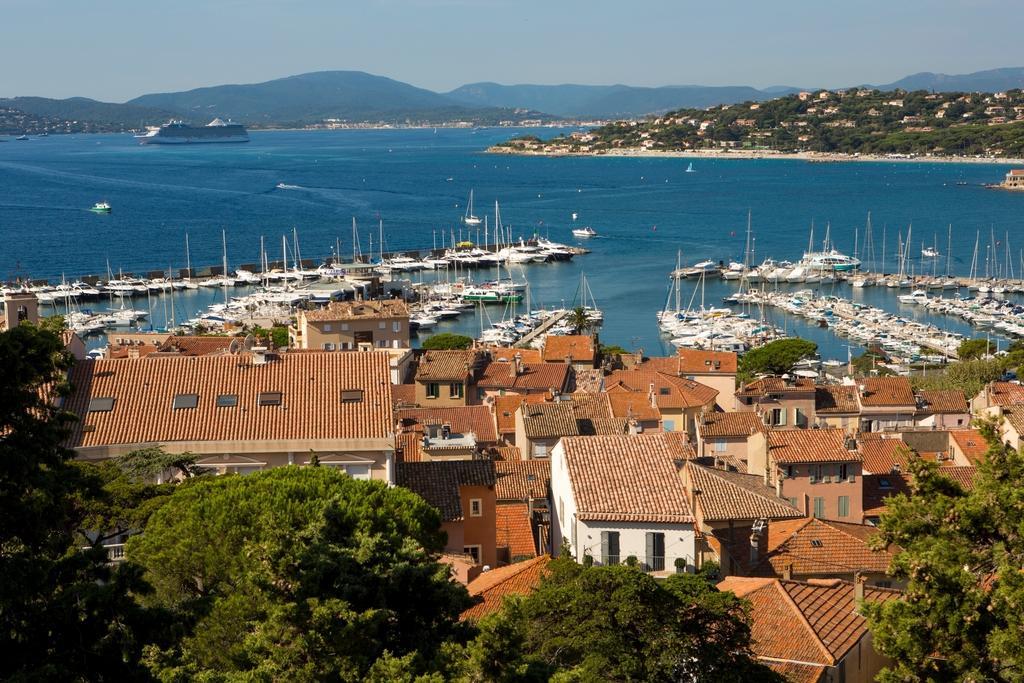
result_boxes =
[136,118,249,145]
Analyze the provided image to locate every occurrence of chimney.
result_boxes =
[513,352,523,376]
[252,346,269,366]
[854,572,866,602]
[628,416,641,435]
[782,563,793,581]
[749,519,766,566]
[649,382,657,407]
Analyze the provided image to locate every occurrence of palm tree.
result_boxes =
[567,306,591,334]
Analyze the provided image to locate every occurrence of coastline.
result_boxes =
[486,145,1024,166]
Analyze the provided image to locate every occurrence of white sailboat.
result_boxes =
[463,189,482,227]
[685,162,696,173]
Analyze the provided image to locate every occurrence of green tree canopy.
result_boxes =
[461,555,778,682]
[863,418,1024,682]
[0,323,155,680]
[957,337,996,361]
[421,332,475,350]
[566,306,592,334]
[129,467,472,680]
[738,338,818,381]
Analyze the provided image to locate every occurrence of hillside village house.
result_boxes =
[413,349,487,407]
[915,390,971,429]
[855,377,917,432]
[605,368,717,435]
[394,405,499,462]
[972,380,1024,412]
[541,334,597,370]
[694,410,767,468]
[551,434,697,573]
[640,349,738,411]
[290,299,410,351]
[748,428,863,523]
[395,460,497,568]
[681,461,802,575]
[719,576,897,682]
[476,356,572,401]
[735,377,815,428]
[63,350,396,481]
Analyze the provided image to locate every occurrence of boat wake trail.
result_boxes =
[275,182,304,190]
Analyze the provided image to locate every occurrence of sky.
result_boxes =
[1,0,1022,102]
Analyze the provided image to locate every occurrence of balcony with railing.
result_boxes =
[81,543,126,564]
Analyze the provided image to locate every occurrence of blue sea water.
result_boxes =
[2,128,1023,358]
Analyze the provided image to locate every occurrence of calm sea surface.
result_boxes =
[2,128,1023,358]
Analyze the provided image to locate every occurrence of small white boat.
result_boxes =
[922,246,940,258]
[898,289,929,304]
[685,162,696,173]
[463,189,482,227]
[572,226,597,238]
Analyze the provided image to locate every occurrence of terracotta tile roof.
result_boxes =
[460,555,550,622]
[65,352,393,450]
[917,389,968,414]
[493,393,547,434]
[494,445,522,460]
[415,350,484,382]
[767,429,859,464]
[737,377,815,398]
[394,460,496,521]
[542,334,595,363]
[568,392,612,421]
[641,349,738,375]
[573,368,605,393]
[697,411,766,438]
[560,434,694,524]
[759,517,895,576]
[587,417,631,435]
[155,335,236,356]
[984,381,1024,407]
[486,347,543,364]
[663,431,698,460]
[863,467,978,517]
[496,502,537,559]
[764,661,826,683]
[605,369,718,409]
[395,431,424,463]
[814,385,860,414]
[858,438,911,474]
[302,299,408,321]
[856,376,915,407]
[718,577,901,665]
[397,406,498,443]
[391,383,417,408]
[685,462,802,522]
[520,401,580,439]
[1001,407,1024,437]
[495,459,550,500]
[478,361,571,393]
[606,391,661,421]
[950,429,988,464]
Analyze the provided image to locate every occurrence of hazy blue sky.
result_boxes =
[2,0,1021,101]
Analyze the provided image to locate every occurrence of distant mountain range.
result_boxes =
[3,66,1024,134]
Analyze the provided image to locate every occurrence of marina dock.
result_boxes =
[516,309,572,348]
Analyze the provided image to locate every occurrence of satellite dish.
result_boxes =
[243,334,255,351]
[228,338,241,355]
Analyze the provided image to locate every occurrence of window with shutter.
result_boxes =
[601,531,620,565]
[645,532,665,571]
[838,495,850,517]
[813,497,825,518]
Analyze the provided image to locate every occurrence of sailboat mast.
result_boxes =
[946,224,952,278]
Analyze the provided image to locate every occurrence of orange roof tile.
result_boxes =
[493,445,522,460]
[764,661,826,683]
[950,429,987,464]
[156,335,236,356]
[856,376,915,407]
[685,462,801,522]
[496,502,537,559]
[65,352,393,450]
[718,577,900,665]
[606,369,718,409]
[606,391,661,421]
[397,405,498,443]
[493,393,547,434]
[662,431,698,460]
[737,377,815,398]
[759,518,895,576]
[984,381,1024,407]
[697,411,766,438]
[858,438,911,474]
[767,429,860,464]
[460,556,550,622]
[560,434,693,524]
[917,389,968,414]
[542,334,596,363]
[395,431,424,463]
[415,350,485,382]
[486,347,543,364]
[814,385,860,414]
[391,383,417,408]
[495,459,550,500]
[520,402,580,439]
[302,299,408,322]
[478,361,571,393]
[863,466,978,517]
